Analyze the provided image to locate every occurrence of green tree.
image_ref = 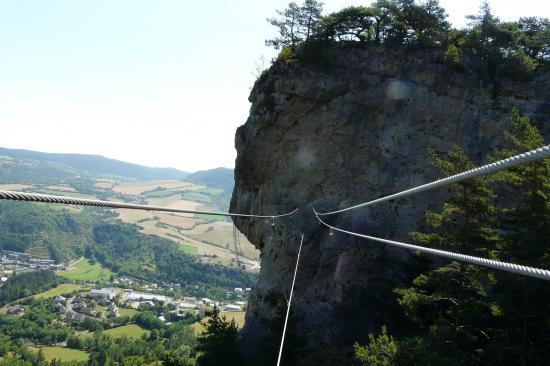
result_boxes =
[489,109,550,366]
[299,0,323,41]
[354,326,397,366]
[196,308,242,366]
[266,2,303,49]
[393,146,500,365]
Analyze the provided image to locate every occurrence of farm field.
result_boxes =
[112,180,195,195]
[32,347,89,362]
[118,308,138,317]
[103,324,150,339]
[0,183,33,191]
[192,311,246,334]
[78,324,150,339]
[33,284,84,299]
[58,259,113,281]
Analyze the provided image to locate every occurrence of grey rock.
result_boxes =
[230,47,549,365]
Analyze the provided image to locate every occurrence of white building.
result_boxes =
[125,292,168,302]
[223,304,242,312]
[177,302,197,311]
[90,288,119,300]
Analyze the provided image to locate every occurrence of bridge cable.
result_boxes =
[314,210,550,281]
[277,233,305,366]
[0,190,299,219]
[316,145,550,216]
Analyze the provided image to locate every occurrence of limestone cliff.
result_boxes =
[230,47,550,364]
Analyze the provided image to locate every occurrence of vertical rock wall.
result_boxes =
[230,47,549,364]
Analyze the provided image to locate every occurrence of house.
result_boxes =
[54,295,67,304]
[125,292,168,302]
[107,302,119,317]
[201,297,215,306]
[177,302,197,311]
[223,304,241,312]
[183,296,197,303]
[234,288,243,294]
[6,305,24,316]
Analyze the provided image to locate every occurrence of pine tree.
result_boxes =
[489,109,550,366]
[266,2,303,50]
[196,308,242,366]
[393,146,500,365]
[299,0,323,41]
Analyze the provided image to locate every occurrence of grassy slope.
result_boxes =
[33,284,84,299]
[58,259,113,281]
[32,347,89,362]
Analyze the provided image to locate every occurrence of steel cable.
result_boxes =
[0,190,299,219]
[314,210,550,281]
[316,145,550,216]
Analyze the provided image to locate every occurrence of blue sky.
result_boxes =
[0,0,547,172]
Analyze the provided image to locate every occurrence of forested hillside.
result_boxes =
[0,201,255,290]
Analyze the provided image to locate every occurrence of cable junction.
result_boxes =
[0,190,299,219]
[314,210,550,281]
[316,145,550,216]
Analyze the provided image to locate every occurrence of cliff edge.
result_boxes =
[230,47,549,364]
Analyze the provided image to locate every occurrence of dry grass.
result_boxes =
[112,180,194,195]
[45,185,77,192]
[0,184,33,190]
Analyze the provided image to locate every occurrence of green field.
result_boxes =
[80,324,149,339]
[179,243,199,255]
[118,307,138,317]
[104,324,149,339]
[192,311,246,334]
[33,284,83,299]
[59,259,113,281]
[182,191,211,203]
[34,347,89,362]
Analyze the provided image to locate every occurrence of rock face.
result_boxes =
[230,47,549,364]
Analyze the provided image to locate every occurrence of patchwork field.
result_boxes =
[58,259,113,281]
[0,183,33,191]
[112,181,195,195]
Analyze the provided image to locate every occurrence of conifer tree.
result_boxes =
[196,308,242,366]
[393,146,501,365]
[489,109,550,366]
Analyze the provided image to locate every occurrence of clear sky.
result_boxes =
[0,0,548,172]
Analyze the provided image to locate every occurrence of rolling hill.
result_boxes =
[0,147,189,183]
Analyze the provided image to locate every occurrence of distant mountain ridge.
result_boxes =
[0,146,190,183]
[185,167,234,193]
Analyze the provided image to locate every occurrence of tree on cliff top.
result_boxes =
[266,0,323,49]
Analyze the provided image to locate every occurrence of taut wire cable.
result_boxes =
[316,145,550,216]
[314,210,550,281]
[0,190,299,219]
[277,233,305,366]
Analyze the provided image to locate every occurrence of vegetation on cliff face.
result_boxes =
[267,0,549,80]
[355,110,549,365]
